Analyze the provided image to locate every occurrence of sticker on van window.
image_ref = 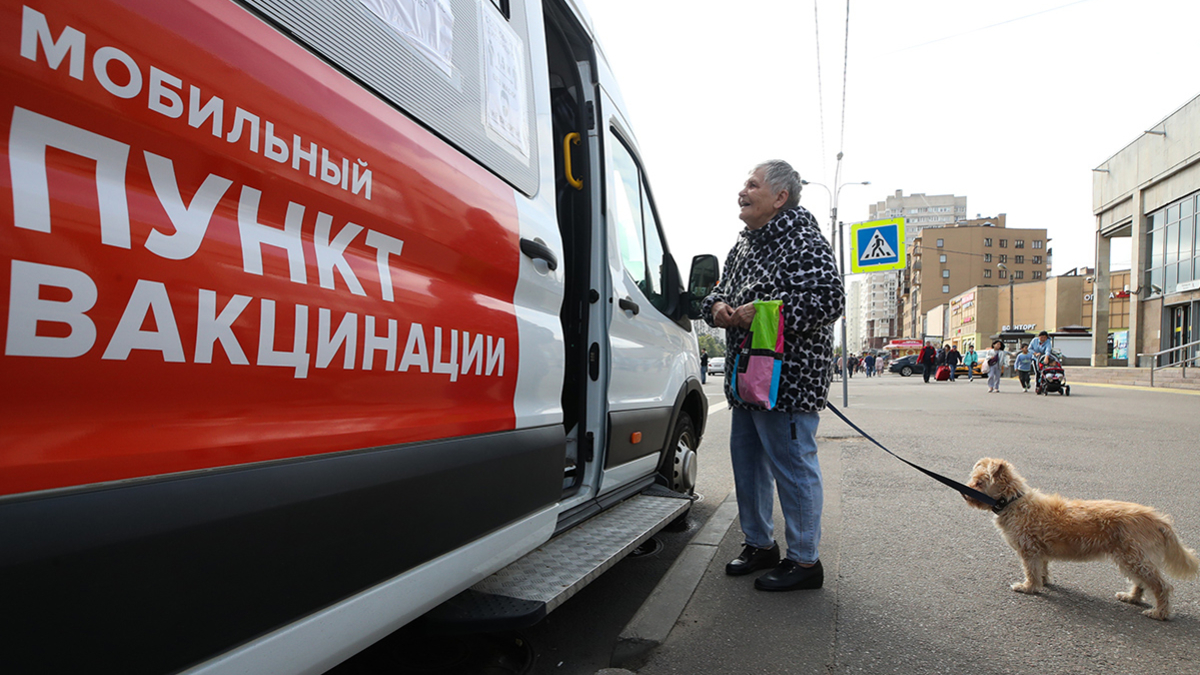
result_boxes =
[359,0,454,77]
[480,2,529,158]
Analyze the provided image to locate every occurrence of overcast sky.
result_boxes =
[584,0,1199,278]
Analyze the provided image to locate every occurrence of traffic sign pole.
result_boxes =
[839,221,849,407]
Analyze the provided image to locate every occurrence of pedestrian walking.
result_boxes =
[986,340,1007,392]
[700,348,709,384]
[946,345,961,381]
[917,341,937,383]
[703,159,843,591]
[962,345,978,382]
[1014,344,1034,392]
[864,353,876,378]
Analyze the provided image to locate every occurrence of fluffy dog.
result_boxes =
[964,457,1199,620]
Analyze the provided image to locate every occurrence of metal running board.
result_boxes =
[419,486,690,632]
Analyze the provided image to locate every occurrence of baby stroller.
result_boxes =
[1036,358,1070,396]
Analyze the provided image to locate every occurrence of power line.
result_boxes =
[838,0,850,153]
[885,0,1096,56]
[812,1,827,178]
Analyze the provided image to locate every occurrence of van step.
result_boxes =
[419,487,691,632]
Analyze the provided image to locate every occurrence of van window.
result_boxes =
[610,143,646,282]
[608,133,670,313]
[243,0,539,195]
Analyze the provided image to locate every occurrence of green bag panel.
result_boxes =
[749,300,782,350]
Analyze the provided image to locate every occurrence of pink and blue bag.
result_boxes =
[730,300,784,410]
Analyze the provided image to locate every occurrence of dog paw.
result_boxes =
[1116,592,1146,605]
[1143,608,1170,621]
[1011,582,1040,594]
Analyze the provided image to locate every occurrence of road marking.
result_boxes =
[707,399,728,414]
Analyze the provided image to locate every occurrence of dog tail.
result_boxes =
[1162,526,1200,580]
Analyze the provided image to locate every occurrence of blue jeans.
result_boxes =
[730,407,823,565]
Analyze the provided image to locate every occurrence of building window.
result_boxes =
[984,253,992,262]
[942,284,950,293]
[942,269,950,278]
[1032,240,1043,249]
[936,238,944,247]
[1014,271,1024,280]
[1015,255,1024,264]
[984,269,992,278]
[1033,255,1042,264]
[1033,271,1043,279]
[1015,240,1025,248]
[1000,239,1008,248]
[1145,192,1198,294]
[999,269,1007,279]
[939,254,947,263]
[984,238,993,247]
[999,254,1007,263]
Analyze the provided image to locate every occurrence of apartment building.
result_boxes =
[861,271,899,349]
[906,214,1052,338]
[846,278,865,353]
[869,190,967,341]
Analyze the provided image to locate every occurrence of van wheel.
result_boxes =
[662,413,698,496]
[660,413,698,530]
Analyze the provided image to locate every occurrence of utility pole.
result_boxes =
[802,153,869,407]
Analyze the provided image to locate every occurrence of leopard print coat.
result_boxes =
[702,206,844,413]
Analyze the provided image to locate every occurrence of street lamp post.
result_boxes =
[800,153,869,407]
[997,263,1014,331]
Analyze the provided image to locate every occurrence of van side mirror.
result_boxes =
[685,254,719,320]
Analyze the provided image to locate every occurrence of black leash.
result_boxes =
[825,404,999,510]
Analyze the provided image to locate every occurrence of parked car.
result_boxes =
[889,354,922,377]
[708,356,726,375]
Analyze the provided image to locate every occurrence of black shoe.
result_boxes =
[754,559,824,591]
[725,542,780,576]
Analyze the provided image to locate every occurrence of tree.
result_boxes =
[697,333,725,357]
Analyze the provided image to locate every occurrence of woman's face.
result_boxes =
[738,168,786,230]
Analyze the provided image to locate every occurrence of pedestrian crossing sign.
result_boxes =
[850,218,906,273]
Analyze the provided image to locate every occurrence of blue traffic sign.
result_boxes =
[850,218,906,273]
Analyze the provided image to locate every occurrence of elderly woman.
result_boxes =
[702,160,844,591]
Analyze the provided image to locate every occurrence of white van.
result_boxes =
[0,1,719,673]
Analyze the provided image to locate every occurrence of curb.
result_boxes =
[609,490,739,671]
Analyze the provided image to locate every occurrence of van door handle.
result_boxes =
[520,238,558,271]
[619,297,640,315]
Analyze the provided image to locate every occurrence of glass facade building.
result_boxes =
[1146,191,1198,295]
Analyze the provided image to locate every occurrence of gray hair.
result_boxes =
[754,159,802,211]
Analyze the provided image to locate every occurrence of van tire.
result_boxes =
[660,413,697,530]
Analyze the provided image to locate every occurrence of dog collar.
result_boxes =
[992,492,1022,514]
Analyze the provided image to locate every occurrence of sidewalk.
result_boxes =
[608,414,854,674]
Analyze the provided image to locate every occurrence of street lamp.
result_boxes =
[997,263,1014,332]
[800,152,870,407]
[801,177,872,246]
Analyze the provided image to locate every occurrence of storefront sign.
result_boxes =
[1002,324,1036,332]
